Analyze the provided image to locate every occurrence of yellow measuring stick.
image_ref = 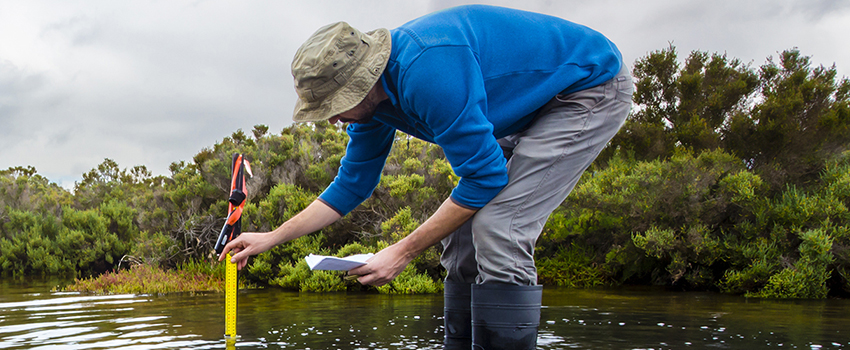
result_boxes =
[215,153,249,346]
[225,252,237,339]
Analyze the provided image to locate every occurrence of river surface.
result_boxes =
[1,277,848,349]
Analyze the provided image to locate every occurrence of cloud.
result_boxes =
[792,0,850,21]
[0,61,29,137]
[1,1,298,183]
[0,0,848,188]
[0,60,68,149]
[41,14,102,46]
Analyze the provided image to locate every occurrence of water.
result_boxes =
[1,278,848,349]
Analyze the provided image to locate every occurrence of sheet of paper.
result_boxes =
[305,253,374,271]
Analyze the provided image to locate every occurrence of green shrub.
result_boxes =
[0,210,71,275]
[382,174,425,198]
[60,207,130,275]
[633,226,678,259]
[537,243,603,288]
[376,266,442,294]
[753,264,830,299]
[269,260,312,290]
[380,208,441,280]
[335,242,375,256]
[130,231,179,267]
[300,269,347,292]
[244,234,327,285]
[257,183,317,230]
[717,170,766,205]
[822,155,850,205]
[381,207,419,244]
[720,238,782,293]
[246,258,275,282]
[770,185,847,229]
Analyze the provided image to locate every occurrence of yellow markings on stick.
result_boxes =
[225,252,237,339]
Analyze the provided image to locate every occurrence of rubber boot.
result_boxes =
[444,280,472,349]
[471,283,542,350]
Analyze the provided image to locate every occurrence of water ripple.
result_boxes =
[2,281,849,349]
[0,291,190,350]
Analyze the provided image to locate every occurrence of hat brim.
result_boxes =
[292,28,391,123]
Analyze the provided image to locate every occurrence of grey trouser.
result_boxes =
[441,66,634,285]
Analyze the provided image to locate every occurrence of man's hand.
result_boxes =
[217,231,277,270]
[348,242,413,286]
[216,200,343,270]
[348,198,477,286]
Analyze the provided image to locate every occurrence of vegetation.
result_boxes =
[2,47,848,298]
[60,260,251,294]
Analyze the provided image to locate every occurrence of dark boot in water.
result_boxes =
[471,283,542,350]
[444,280,472,349]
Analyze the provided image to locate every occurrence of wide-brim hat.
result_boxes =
[291,22,391,122]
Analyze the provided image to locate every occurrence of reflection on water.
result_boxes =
[0,278,848,349]
[539,288,850,349]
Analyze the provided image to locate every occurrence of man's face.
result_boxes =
[328,107,373,125]
[327,91,381,125]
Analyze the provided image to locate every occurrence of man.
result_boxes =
[219,5,632,349]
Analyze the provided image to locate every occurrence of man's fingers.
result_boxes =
[347,265,391,286]
[230,247,248,263]
[358,274,388,287]
[217,246,234,262]
[217,248,229,261]
[219,245,247,270]
[348,266,366,276]
[217,238,243,262]
[346,266,368,284]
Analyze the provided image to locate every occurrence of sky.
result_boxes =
[2,0,849,189]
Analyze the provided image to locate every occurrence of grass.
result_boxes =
[62,260,250,294]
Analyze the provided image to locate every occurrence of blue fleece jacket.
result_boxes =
[318,5,622,215]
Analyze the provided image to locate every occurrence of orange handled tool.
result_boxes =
[214,154,251,254]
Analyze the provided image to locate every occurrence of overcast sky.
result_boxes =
[2,0,849,189]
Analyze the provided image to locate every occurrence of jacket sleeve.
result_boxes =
[319,121,396,215]
[398,46,508,209]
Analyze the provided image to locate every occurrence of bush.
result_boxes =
[537,243,603,288]
[749,229,833,298]
[376,266,442,294]
[130,231,180,267]
[539,146,850,298]
[244,234,327,286]
[257,183,317,230]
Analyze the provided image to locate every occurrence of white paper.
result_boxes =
[305,253,374,271]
